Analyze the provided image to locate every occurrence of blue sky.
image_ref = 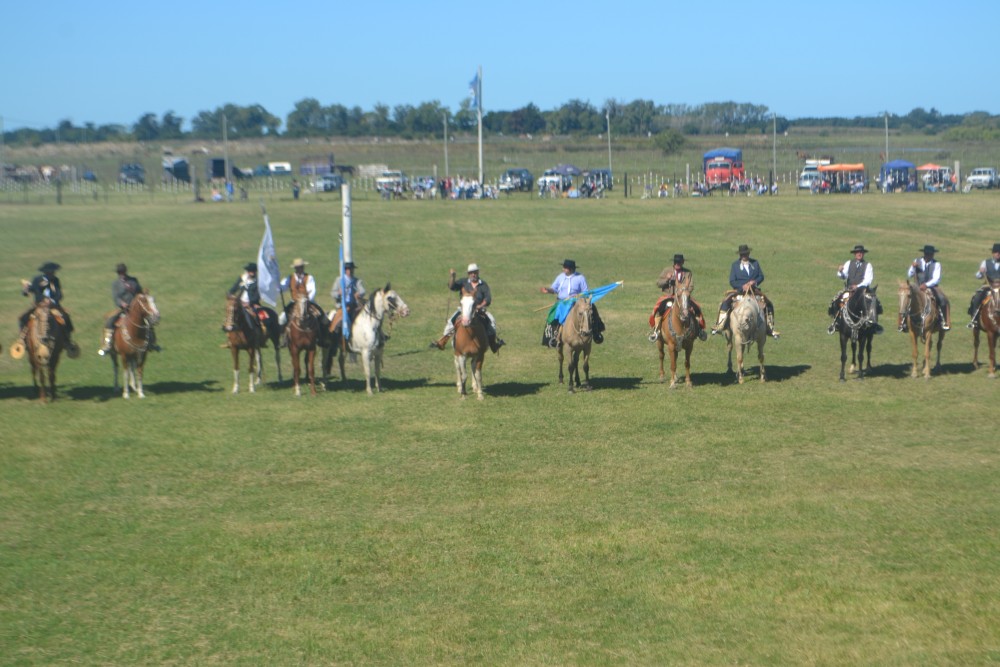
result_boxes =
[4,0,998,132]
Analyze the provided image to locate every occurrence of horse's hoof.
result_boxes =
[989,372,996,379]
[839,377,846,383]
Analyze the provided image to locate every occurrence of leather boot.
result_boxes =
[710,310,727,335]
[429,334,451,350]
[98,328,114,355]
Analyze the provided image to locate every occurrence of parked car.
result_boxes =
[967,167,998,189]
[313,173,344,192]
[118,162,145,185]
[537,169,572,193]
[583,168,613,190]
[498,168,534,192]
[375,170,408,192]
[798,171,823,190]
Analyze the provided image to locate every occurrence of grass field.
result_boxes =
[2,192,999,664]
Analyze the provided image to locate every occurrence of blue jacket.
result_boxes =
[729,259,764,291]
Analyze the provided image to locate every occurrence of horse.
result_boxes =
[323,284,410,395]
[725,289,767,384]
[225,295,282,393]
[286,295,321,396]
[111,291,160,399]
[898,281,945,379]
[22,300,74,402]
[558,295,593,393]
[972,279,1000,377]
[453,284,489,400]
[834,286,878,382]
[657,282,698,388]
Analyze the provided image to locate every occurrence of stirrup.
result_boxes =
[648,329,658,342]
[827,323,836,335]
[967,321,978,330]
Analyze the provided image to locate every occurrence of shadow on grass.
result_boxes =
[587,376,643,391]
[61,380,222,401]
[485,381,547,397]
[320,376,431,393]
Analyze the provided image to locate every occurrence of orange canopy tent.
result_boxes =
[819,163,865,172]
[916,163,943,171]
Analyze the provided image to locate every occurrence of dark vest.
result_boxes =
[984,259,1000,283]
[845,260,868,287]
[916,259,936,286]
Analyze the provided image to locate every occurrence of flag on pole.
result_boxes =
[469,72,480,111]
[338,241,350,340]
[548,281,623,325]
[257,211,280,307]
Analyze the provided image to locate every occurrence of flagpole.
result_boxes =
[477,65,483,187]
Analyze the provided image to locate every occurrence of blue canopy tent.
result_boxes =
[879,159,915,191]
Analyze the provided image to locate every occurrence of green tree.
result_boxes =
[653,128,686,155]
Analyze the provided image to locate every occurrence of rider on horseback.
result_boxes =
[430,263,505,353]
[279,258,330,341]
[967,243,1000,329]
[17,261,78,355]
[904,245,950,332]
[648,254,707,342]
[827,245,883,335]
[225,262,268,333]
[99,263,160,355]
[328,261,367,338]
[710,245,780,339]
[541,259,605,347]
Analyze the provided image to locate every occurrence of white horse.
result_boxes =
[324,284,410,395]
[725,291,767,384]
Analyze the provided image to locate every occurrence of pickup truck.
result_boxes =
[966,167,997,189]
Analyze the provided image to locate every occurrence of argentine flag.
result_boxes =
[257,215,280,307]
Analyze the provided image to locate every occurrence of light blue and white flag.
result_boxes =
[550,281,622,324]
[257,210,280,307]
[469,72,480,110]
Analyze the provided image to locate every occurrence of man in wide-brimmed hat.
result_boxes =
[99,263,160,355]
[711,244,780,338]
[827,244,883,335]
[430,263,505,353]
[224,262,265,332]
[540,259,603,347]
[16,261,79,355]
[967,242,1000,328]
[279,258,329,338]
[905,244,950,331]
[329,261,367,337]
[649,253,706,342]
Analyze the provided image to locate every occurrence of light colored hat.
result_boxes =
[291,258,309,268]
[467,263,480,273]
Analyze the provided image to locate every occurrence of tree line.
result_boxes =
[5,99,1000,146]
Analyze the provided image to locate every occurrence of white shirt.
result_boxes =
[837,260,873,288]
[976,259,1000,280]
[908,258,941,287]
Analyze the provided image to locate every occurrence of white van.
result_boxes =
[798,170,823,189]
[268,161,292,176]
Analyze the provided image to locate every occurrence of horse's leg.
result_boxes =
[668,341,678,389]
[122,355,131,399]
[292,347,302,396]
[865,331,873,371]
[231,347,240,394]
[909,329,919,378]
[839,333,848,382]
[454,353,466,398]
[362,350,374,396]
[758,338,766,383]
[683,341,693,388]
[657,338,666,383]
[307,348,317,396]
[558,343,565,384]
[567,349,578,393]
[472,355,484,401]
[725,332,734,375]
[373,348,383,394]
[973,326,981,370]
[934,330,944,374]
[135,355,146,399]
[581,346,591,390]
[338,341,347,382]
[112,350,120,392]
[249,349,259,393]
[735,339,745,384]
[989,330,997,378]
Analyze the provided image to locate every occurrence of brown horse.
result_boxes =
[22,300,74,402]
[972,280,1000,377]
[657,281,699,388]
[111,291,160,399]
[225,295,282,393]
[453,284,489,400]
[834,286,878,382]
[287,295,320,396]
[559,295,593,393]
[898,281,945,379]
[724,289,767,384]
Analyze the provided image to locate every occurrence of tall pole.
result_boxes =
[223,113,230,198]
[772,113,777,194]
[443,112,449,178]
[0,115,5,187]
[476,65,483,186]
[884,112,889,162]
[606,110,612,177]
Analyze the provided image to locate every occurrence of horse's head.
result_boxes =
[674,283,691,320]
[136,291,160,326]
[897,280,916,316]
[459,285,477,326]
[568,296,593,337]
[380,283,410,319]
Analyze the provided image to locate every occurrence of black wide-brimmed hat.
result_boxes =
[737,244,751,255]
[920,245,939,254]
[116,263,128,273]
[851,245,869,254]
[344,261,357,270]
[991,243,1000,254]
[673,253,685,264]
[244,262,258,272]
[562,259,577,271]
[38,262,60,273]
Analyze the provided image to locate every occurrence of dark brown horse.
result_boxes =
[972,279,1000,377]
[559,295,593,393]
[453,284,489,400]
[287,295,320,396]
[111,291,160,399]
[225,295,282,393]
[898,281,945,379]
[22,300,75,402]
[657,281,698,388]
[834,286,878,382]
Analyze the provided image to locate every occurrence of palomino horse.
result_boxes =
[657,281,698,388]
[225,295,282,393]
[559,295,593,393]
[453,284,489,400]
[898,281,945,379]
[286,295,321,396]
[323,284,410,395]
[834,286,878,381]
[725,289,767,384]
[22,300,75,401]
[972,279,1000,377]
[111,291,160,398]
